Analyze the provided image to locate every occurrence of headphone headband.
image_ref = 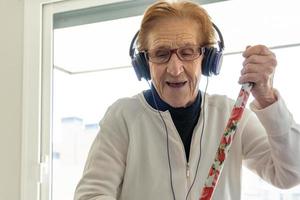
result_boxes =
[129,31,139,59]
[212,23,224,51]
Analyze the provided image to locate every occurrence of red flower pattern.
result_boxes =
[209,166,214,176]
[199,83,252,200]
[231,107,244,121]
[218,148,225,163]
[200,187,214,200]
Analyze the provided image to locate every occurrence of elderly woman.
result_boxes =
[74,1,300,200]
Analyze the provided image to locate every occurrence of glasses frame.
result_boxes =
[144,45,205,64]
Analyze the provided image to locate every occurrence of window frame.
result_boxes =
[22,0,140,199]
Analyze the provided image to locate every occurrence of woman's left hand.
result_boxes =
[239,45,277,108]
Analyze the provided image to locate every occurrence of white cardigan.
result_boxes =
[74,91,300,200]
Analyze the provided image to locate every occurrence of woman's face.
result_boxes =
[147,18,204,108]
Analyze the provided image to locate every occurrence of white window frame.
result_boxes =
[21,0,133,199]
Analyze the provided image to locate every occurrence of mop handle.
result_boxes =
[199,82,253,200]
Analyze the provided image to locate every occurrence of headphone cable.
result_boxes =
[147,81,176,200]
[185,76,209,200]
[146,77,209,200]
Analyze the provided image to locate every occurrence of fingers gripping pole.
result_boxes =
[199,83,253,200]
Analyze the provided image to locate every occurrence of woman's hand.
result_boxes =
[239,45,277,108]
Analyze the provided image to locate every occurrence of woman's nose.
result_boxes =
[166,53,184,76]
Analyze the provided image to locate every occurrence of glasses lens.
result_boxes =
[147,49,169,63]
[178,46,201,61]
[148,46,202,63]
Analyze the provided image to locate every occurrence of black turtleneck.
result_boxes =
[143,84,201,161]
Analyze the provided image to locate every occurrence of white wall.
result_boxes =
[0,0,24,199]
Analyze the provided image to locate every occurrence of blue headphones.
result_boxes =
[129,23,224,81]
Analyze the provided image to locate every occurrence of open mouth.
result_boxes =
[166,81,187,88]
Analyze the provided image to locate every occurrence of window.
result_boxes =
[52,67,148,199]
[22,0,300,199]
[53,2,300,198]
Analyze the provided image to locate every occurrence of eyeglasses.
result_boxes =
[145,45,205,64]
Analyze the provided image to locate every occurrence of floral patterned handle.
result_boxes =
[199,83,253,200]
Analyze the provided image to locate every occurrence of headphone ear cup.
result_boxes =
[202,47,214,76]
[132,52,151,81]
[211,50,223,75]
[202,47,222,76]
[131,55,143,81]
